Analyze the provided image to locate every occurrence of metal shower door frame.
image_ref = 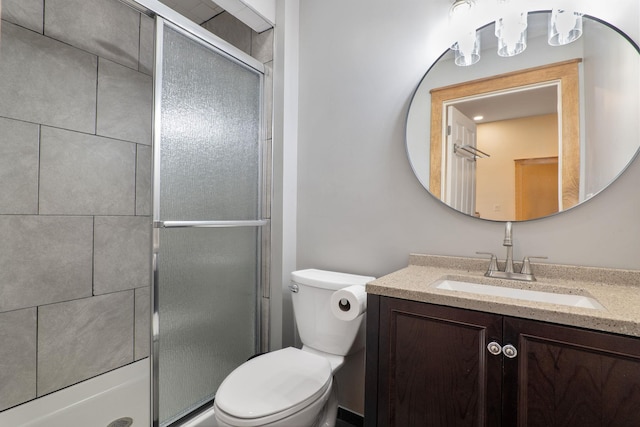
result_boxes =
[145,7,269,427]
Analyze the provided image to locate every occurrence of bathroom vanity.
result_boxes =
[364,255,640,427]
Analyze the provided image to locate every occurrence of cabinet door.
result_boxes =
[377,297,503,427]
[504,317,640,427]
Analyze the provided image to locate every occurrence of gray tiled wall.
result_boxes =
[0,0,152,412]
[1,0,43,33]
[37,292,135,396]
[0,21,97,134]
[0,216,93,313]
[44,0,141,70]
[135,287,151,360]
[0,309,37,411]
[0,117,40,214]
[97,58,153,145]
[39,127,138,215]
[94,216,152,295]
[0,0,274,414]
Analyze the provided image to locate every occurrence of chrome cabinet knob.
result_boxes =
[487,341,502,355]
[502,344,518,358]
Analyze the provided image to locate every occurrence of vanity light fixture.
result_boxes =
[548,8,583,46]
[452,31,481,66]
[495,0,528,57]
[449,0,480,66]
[450,2,585,66]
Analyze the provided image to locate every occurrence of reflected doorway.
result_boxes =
[515,156,559,220]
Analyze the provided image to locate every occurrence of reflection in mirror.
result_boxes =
[406,12,640,221]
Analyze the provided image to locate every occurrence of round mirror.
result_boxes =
[406,12,640,221]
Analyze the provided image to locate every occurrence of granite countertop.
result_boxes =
[366,254,640,337]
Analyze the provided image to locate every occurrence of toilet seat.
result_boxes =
[214,347,332,426]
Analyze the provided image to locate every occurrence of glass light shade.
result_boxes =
[495,11,528,57]
[548,9,583,46]
[453,31,481,66]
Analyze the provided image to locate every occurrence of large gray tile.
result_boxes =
[97,58,153,145]
[251,28,273,64]
[44,0,141,70]
[202,11,252,55]
[139,14,155,76]
[1,0,44,33]
[37,292,134,396]
[135,287,151,361]
[0,117,40,214]
[0,309,37,411]
[39,127,136,215]
[0,21,97,134]
[136,144,153,216]
[0,216,93,313]
[93,216,152,295]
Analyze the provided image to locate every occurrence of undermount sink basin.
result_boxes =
[432,279,605,310]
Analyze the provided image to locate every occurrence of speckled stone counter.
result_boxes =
[366,254,640,337]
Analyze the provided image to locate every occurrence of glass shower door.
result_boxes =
[152,19,266,427]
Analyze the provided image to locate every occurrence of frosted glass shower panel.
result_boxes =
[157,227,259,425]
[159,26,262,221]
[154,20,266,426]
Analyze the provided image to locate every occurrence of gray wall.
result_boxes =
[295,0,640,415]
[296,0,640,278]
[0,0,153,411]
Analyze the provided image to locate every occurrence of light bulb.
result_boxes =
[454,30,481,66]
[548,9,583,46]
[496,11,528,57]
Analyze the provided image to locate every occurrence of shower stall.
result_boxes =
[150,9,270,426]
[0,0,270,425]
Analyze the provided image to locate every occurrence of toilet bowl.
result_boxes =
[213,347,337,427]
[213,269,375,427]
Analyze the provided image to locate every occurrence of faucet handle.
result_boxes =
[520,256,548,275]
[476,252,498,274]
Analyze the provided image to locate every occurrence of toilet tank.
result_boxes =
[290,269,375,356]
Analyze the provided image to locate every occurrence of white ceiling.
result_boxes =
[453,84,558,124]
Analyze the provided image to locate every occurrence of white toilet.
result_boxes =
[213,269,374,427]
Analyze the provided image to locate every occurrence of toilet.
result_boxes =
[213,269,375,427]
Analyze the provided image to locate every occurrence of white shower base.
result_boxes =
[0,359,150,427]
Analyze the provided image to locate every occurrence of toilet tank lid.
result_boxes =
[291,269,375,290]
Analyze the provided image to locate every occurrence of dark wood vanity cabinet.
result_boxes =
[365,295,640,427]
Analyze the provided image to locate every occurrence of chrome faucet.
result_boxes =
[477,222,546,282]
[503,221,514,274]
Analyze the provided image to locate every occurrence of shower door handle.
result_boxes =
[154,220,268,228]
